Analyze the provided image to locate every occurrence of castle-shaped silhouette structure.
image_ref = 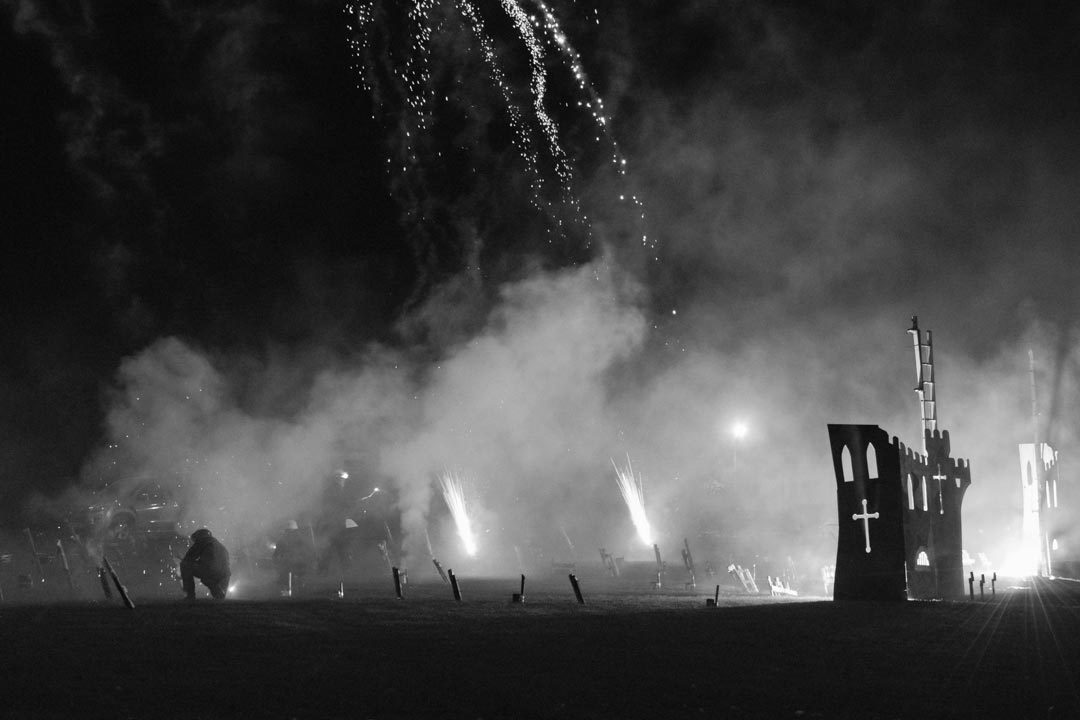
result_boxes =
[827,317,972,600]
[1018,440,1060,576]
[1017,349,1073,578]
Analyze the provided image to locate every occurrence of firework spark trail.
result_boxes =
[346,0,654,246]
[560,526,575,557]
[529,0,651,250]
[348,0,565,215]
[424,527,435,558]
[454,0,546,204]
[612,455,653,547]
[439,470,477,556]
[497,0,578,208]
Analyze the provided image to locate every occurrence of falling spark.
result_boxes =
[344,0,651,249]
[439,470,477,556]
[612,456,653,547]
[530,0,651,250]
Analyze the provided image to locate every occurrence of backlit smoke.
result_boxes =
[612,456,653,548]
[439,470,477,557]
[12,2,1080,593]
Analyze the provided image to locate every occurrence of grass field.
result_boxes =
[0,573,1077,719]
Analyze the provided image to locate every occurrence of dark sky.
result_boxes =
[3,0,1080,567]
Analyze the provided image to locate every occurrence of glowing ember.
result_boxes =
[612,456,653,547]
[439,470,477,557]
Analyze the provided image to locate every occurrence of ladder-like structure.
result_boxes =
[908,316,936,454]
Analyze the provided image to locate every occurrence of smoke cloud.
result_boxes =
[7,1,1080,581]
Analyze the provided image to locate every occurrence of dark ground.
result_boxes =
[0,573,1077,720]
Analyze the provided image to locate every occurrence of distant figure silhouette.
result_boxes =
[181,528,230,600]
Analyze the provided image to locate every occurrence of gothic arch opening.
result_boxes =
[866,443,879,480]
[841,445,854,483]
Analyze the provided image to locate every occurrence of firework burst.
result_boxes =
[612,456,653,548]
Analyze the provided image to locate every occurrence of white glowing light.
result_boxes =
[612,456,653,547]
[439,471,477,557]
[995,549,1036,578]
[732,422,748,440]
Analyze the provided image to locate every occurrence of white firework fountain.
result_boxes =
[612,455,653,548]
[439,470,478,558]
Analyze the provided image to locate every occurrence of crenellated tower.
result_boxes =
[1018,349,1062,577]
[828,317,973,600]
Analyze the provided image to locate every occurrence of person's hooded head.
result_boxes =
[191,528,213,543]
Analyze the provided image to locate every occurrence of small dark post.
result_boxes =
[979,573,985,599]
[991,572,997,596]
[448,569,462,601]
[512,573,525,603]
[714,584,720,604]
[102,556,135,610]
[98,567,113,600]
[568,573,585,604]
[968,571,975,600]
[56,539,76,596]
[392,566,403,599]
[432,558,449,584]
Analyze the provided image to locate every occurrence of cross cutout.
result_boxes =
[852,498,880,554]
[933,466,947,515]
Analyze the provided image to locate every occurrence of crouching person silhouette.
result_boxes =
[181,528,230,600]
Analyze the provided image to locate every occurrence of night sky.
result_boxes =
[3,1,1080,567]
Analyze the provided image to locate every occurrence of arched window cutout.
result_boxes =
[921,476,928,511]
[866,443,879,480]
[1026,462,1033,487]
[916,550,930,567]
[1052,538,1060,551]
[841,446,854,483]
[906,474,915,510]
